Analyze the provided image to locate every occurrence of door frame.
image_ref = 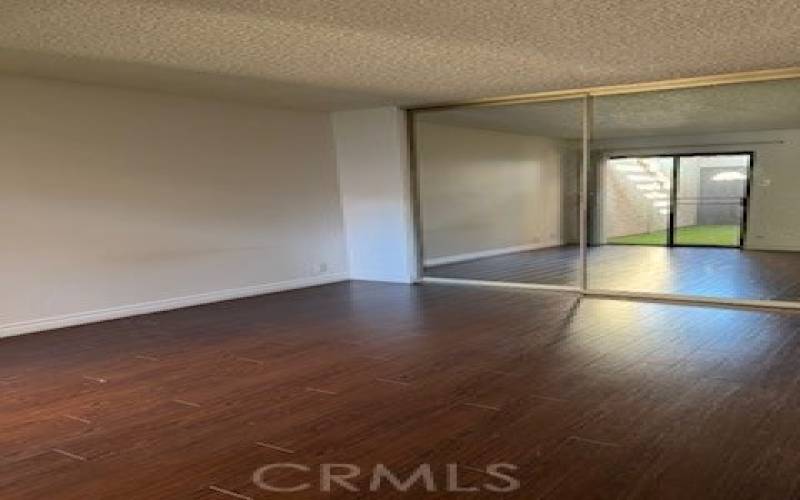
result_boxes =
[606,151,754,249]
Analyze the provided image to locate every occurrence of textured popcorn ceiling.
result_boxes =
[1,0,800,110]
[419,78,800,138]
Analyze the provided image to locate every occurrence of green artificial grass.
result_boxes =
[608,224,740,247]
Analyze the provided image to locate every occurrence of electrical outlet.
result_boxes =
[318,262,328,273]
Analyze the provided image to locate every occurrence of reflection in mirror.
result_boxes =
[589,78,800,301]
[414,99,583,287]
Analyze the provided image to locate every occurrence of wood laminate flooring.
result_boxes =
[3,281,800,498]
[426,245,800,301]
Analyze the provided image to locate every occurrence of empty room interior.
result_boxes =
[4,2,800,499]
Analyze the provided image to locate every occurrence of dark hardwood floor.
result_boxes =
[427,245,582,286]
[4,281,800,498]
[426,245,800,301]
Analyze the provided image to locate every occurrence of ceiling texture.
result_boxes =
[1,0,800,110]
[419,78,800,139]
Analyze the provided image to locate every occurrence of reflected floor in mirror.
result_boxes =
[425,245,800,301]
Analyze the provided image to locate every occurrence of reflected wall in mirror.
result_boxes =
[589,78,800,301]
[414,98,583,286]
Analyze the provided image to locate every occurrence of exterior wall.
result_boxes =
[602,158,689,240]
[696,167,746,225]
[604,165,666,238]
[676,165,700,229]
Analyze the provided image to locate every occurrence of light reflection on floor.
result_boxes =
[558,297,787,383]
[427,245,800,301]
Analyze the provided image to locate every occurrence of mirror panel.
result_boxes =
[588,78,800,301]
[414,98,584,287]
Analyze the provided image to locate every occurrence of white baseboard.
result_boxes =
[348,273,415,284]
[0,272,349,339]
[424,242,561,267]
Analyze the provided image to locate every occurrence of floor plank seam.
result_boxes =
[51,448,88,462]
[375,377,412,386]
[531,394,568,402]
[62,414,92,424]
[233,356,264,365]
[208,485,253,500]
[305,387,338,395]
[255,442,296,454]
[83,375,109,384]
[172,399,202,408]
[134,355,160,362]
[462,402,502,412]
[568,436,621,448]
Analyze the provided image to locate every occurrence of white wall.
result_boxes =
[0,75,348,336]
[332,107,416,283]
[416,122,575,264]
[594,129,800,251]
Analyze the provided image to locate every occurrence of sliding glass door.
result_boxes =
[674,154,750,248]
[602,154,750,249]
